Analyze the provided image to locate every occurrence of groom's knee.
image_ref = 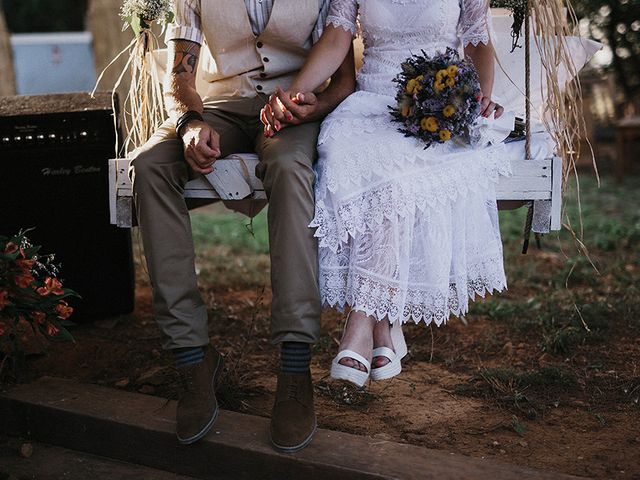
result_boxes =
[258,149,316,191]
[129,138,186,195]
[257,128,319,195]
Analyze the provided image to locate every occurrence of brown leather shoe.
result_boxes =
[176,345,224,445]
[270,371,317,453]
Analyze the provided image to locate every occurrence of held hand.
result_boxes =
[260,87,319,137]
[180,120,220,174]
[478,94,504,120]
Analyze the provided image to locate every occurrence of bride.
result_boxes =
[262,0,508,387]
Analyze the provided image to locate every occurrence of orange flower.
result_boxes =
[31,311,46,324]
[37,277,64,296]
[46,323,60,337]
[15,272,35,289]
[4,242,18,254]
[55,301,74,320]
[0,289,9,310]
[16,258,35,271]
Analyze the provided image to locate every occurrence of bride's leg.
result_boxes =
[338,310,376,372]
[372,319,394,368]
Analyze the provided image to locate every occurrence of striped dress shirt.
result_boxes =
[166,0,331,45]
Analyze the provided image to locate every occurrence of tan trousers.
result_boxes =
[130,96,321,350]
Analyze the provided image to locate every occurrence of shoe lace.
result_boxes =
[286,379,300,400]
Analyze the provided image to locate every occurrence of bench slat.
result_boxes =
[110,155,559,229]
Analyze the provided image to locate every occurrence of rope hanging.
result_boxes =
[522,0,534,254]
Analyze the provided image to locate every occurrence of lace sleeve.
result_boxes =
[458,0,495,47]
[326,0,359,36]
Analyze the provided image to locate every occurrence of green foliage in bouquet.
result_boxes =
[120,0,174,37]
[389,48,481,148]
[0,231,78,373]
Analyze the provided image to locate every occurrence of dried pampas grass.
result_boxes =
[92,0,172,155]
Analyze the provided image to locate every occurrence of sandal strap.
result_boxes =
[372,347,396,362]
[334,350,371,370]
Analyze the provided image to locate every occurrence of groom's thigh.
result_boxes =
[255,121,320,190]
[130,108,253,188]
[255,122,322,344]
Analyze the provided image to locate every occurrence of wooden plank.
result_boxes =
[0,377,582,480]
[110,157,556,224]
[550,156,563,230]
[496,158,553,201]
[0,441,197,480]
[108,158,118,226]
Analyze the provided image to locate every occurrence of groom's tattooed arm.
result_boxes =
[173,41,199,75]
[165,39,204,123]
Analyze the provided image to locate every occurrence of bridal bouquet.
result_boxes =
[389,48,481,148]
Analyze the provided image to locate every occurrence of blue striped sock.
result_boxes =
[173,346,205,368]
[280,342,311,374]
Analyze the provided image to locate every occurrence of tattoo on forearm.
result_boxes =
[171,41,199,75]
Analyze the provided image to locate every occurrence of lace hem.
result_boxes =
[461,34,491,47]
[326,15,357,35]
[310,144,511,253]
[319,260,507,325]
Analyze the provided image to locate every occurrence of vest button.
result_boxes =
[256,41,263,48]
[256,85,263,91]
[263,57,269,62]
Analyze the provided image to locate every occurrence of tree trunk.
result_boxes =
[0,5,16,96]
[87,0,134,99]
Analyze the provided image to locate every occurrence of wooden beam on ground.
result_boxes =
[0,377,583,480]
[0,441,196,480]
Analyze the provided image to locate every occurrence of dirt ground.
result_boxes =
[4,175,640,479]
[7,264,637,479]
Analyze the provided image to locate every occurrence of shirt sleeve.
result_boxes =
[311,0,331,43]
[458,0,495,47]
[165,0,204,45]
[325,0,359,36]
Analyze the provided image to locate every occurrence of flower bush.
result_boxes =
[389,48,481,148]
[0,231,78,367]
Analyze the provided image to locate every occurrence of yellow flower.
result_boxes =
[443,105,456,118]
[401,104,411,117]
[446,65,458,77]
[415,75,424,82]
[439,129,452,141]
[405,79,418,94]
[436,69,447,81]
[421,116,439,132]
[434,80,445,92]
[445,77,455,88]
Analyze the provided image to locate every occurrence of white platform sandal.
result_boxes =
[330,350,371,387]
[370,323,408,381]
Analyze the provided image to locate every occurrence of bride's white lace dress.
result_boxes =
[311,0,510,326]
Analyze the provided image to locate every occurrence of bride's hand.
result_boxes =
[479,94,504,119]
[261,87,319,137]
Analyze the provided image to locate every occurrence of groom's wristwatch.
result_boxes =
[176,110,204,138]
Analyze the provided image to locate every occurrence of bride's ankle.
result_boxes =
[373,319,393,348]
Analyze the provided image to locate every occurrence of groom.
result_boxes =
[129,0,355,452]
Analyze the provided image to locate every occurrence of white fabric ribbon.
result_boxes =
[468,110,516,147]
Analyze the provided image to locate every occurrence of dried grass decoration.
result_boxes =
[491,0,595,238]
[92,0,174,153]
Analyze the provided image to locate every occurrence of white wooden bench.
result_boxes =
[109,33,564,234]
[108,152,562,231]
